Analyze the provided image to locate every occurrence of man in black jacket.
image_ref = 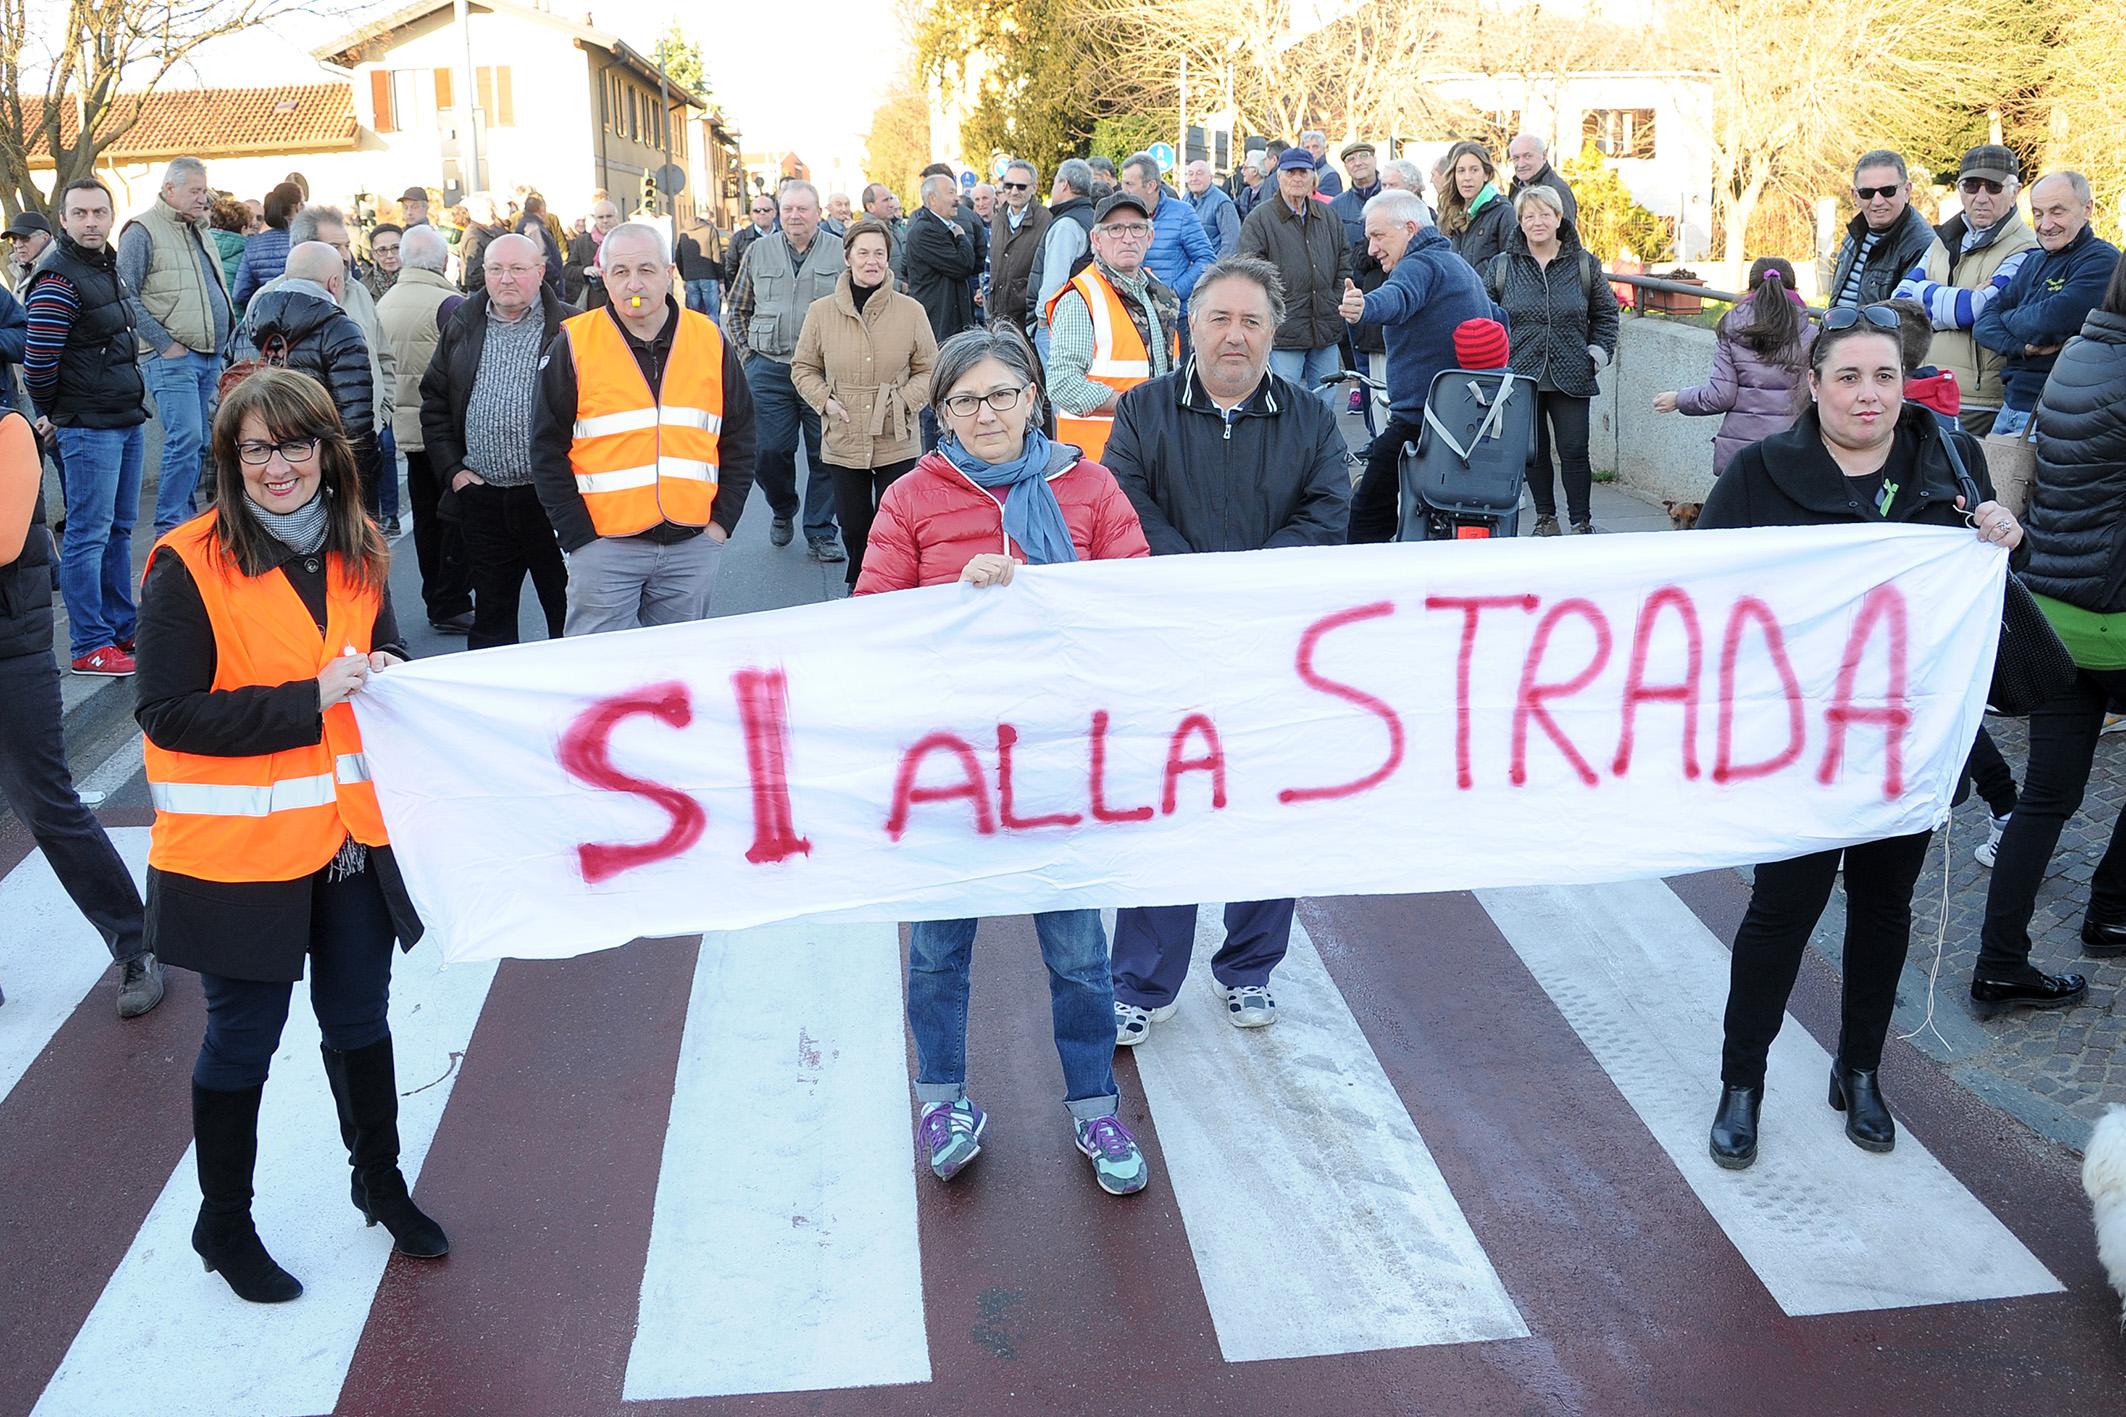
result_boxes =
[243,242,382,508]
[421,233,577,649]
[0,409,159,1016]
[903,171,982,451]
[1102,257,1350,1047]
[1829,150,1936,310]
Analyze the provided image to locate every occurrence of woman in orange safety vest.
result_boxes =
[134,369,445,1305]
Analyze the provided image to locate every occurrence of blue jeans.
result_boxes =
[684,278,721,326]
[144,348,218,535]
[1270,344,1344,414]
[377,425,401,521]
[742,354,838,543]
[907,910,1120,1121]
[1990,405,2033,437]
[54,423,145,659]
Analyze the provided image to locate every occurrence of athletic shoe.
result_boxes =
[1347,388,1364,413]
[807,536,846,563]
[70,646,136,677]
[1113,999,1179,1047]
[1572,519,1598,534]
[916,1098,986,1181]
[1532,514,1560,537]
[382,516,403,537]
[2105,713,2126,736]
[769,516,794,547]
[1974,812,2011,868]
[1074,1114,1150,1195]
[1207,971,1278,1028]
[116,953,165,1019]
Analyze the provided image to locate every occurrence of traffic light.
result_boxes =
[641,170,658,211]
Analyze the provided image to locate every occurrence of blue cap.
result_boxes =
[1275,147,1317,173]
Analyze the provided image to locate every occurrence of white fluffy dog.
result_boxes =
[2087,1105,2126,1313]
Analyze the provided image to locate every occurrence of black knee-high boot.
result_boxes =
[320,1037,450,1258]
[191,1082,303,1303]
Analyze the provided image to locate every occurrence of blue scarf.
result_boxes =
[937,428,1077,567]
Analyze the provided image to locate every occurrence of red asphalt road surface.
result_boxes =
[3,801,2123,1417]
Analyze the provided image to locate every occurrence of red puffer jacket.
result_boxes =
[853,448,1150,592]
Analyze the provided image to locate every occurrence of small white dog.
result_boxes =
[2086,1105,2126,1314]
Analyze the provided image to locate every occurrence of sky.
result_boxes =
[163,0,901,173]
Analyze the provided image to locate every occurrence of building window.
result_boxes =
[475,65,514,127]
[435,67,454,111]
[1583,108,1656,160]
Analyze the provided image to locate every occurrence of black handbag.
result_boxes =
[1941,432,2077,715]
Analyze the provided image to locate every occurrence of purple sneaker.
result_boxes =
[1074,1114,1150,1195]
[918,1099,986,1181]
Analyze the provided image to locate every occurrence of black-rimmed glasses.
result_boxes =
[940,386,1029,418]
[236,437,320,466]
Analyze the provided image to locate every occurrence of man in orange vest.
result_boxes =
[533,222,756,635]
[1044,192,1179,463]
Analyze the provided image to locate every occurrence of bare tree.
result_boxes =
[0,0,316,217]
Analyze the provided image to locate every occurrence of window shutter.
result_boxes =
[494,66,513,126]
[434,67,453,110]
[370,69,395,133]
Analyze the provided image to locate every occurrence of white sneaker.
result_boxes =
[1974,812,2011,868]
[1114,999,1178,1047]
[1207,970,1277,1028]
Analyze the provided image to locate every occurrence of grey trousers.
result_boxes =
[563,532,723,637]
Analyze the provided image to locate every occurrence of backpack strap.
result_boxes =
[1482,252,1508,303]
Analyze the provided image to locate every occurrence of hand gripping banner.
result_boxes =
[354,526,2004,963]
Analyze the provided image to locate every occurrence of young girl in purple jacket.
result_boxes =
[1654,258,1816,476]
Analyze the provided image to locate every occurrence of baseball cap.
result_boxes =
[1094,192,1152,224]
[397,185,430,203]
[3,212,51,239]
[1275,147,1318,173]
[1340,140,1375,163]
[1958,145,2019,183]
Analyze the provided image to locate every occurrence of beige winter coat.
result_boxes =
[790,272,937,469]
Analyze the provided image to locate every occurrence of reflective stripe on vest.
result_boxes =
[142,514,389,884]
[1043,269,1174,462]
[563,307,724,537]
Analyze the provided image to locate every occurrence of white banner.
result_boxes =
[354,525,2004,963]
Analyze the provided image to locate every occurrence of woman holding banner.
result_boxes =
[1698,306,2025,1170]
[855,325,1155,1196]
[134,369,447,1303]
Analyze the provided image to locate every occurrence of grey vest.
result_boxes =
[744,234,843,362]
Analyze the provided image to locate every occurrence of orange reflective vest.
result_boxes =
[143,514,388,882]
[1043,268,1176,462]
[562,305,723,536]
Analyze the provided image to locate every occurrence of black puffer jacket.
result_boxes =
[1829,204,1934,309]
[0,411,53,660]
[244,280,380,494]
[1483,220,1620,398]
[1448,193,1516,270]
[2021,311,2126,610]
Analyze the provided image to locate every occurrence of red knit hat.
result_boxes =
[1454,317,1511,371]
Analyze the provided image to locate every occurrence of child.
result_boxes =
[1653,258,1813,476]
[1880,296,1962,429]
[1452,316,1511,371]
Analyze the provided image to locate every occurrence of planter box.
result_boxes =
[1642,274,1708,315]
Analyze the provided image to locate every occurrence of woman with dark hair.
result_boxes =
[136,369,445,1303]
[791,218,937,589]
[1973,251,2126,1009]
[1698,307,2026,1168]
[1439,140,1514,269]
[1655,257,1815,477]
[234,182,304,306]
[854,326,1155,1198]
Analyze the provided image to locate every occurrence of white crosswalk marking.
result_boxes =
[622,922,930,1400]
[0,829,151,1106]
[1119,908,1529,1361]
[1478,879,2064,1316]
[31,947,498,1417]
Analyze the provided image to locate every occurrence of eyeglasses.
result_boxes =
[372,243,400,255]
[1853,184,1904,201]
[236,436,320,465]
[1821,305,1901,332]
[1098,222,1152,239]
[1001,181,1030,192]
[1959,176,2006,195]
[940,386,1029,418]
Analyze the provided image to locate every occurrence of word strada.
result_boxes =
[353,526,2000,961]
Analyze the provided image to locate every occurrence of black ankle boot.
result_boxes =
[1709,1085,1762,1170]
[2080,915,2126,958]
[1828,1060,1896,1153]
[322,1038,450,1258]
[190,1082,303,1303]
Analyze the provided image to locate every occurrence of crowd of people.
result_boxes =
[0,128,2122,1303]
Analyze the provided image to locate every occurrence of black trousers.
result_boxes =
[1979,665,2126,978]
[456,482,567,650]
[0,648,145,963]
[1527,391,1593,524]
[1348,414,1421,544]
[194,861,397,1091]
[827,458,915,588]
[1720,830,1933,1088]
[1965,724,2019,818]
[404,449,471,622]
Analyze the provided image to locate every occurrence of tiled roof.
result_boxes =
[22,84,358,164]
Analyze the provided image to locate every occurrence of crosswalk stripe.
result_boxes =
[1477,879,2065,1316]
[31,947,499,1417]
[0,829,151,1108]
[621,922,931,1400]
[1119,907,1529,1361]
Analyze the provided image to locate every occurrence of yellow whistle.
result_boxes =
[629,296,644,308]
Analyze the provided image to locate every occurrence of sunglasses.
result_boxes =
[1821,305,1901,332]
[1001,181,1030,191]
[1959,176,2007,195]
[1853,183,1904,201]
